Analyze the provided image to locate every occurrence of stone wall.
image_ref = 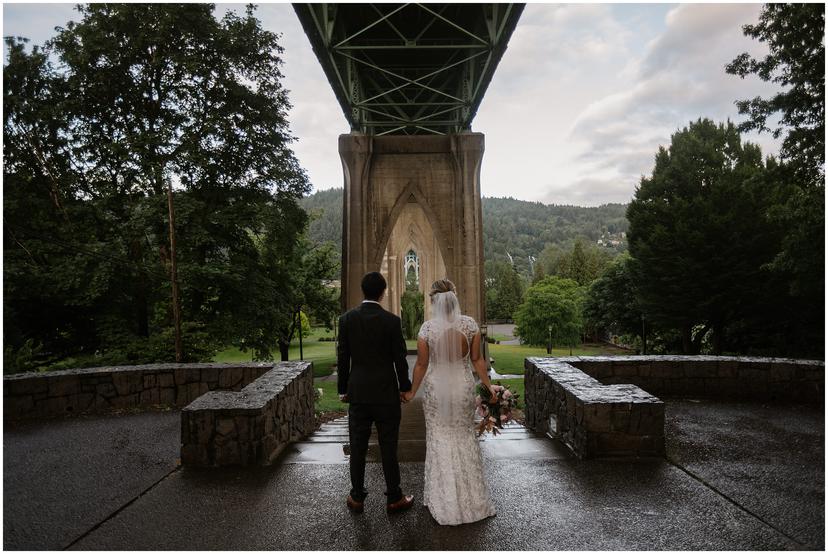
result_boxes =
[572,355,824,403]
[524,358,664,460]
[180,361,315,467]
[3,362,274,420]
[523,355,825,460]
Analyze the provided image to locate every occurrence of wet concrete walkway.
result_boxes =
[3,381,824,549]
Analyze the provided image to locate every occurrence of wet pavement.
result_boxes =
[3,409,181,550]
[3,388,824,549]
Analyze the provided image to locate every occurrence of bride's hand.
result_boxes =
[487,385,498,403]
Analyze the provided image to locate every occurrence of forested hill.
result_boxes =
[300,189,628,275]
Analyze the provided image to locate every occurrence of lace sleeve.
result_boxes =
[417,320,430,342]
[461,315,479,341]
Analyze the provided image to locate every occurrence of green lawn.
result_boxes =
[314,378,348,413]
[487,342,627,374]
[213,326,337,378]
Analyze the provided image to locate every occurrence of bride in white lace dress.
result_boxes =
[402,279,497,526]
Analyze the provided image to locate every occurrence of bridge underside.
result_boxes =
[294,3,523,135]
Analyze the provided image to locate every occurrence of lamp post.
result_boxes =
[546,324,552,355]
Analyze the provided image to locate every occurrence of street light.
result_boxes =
[546,324,552,355]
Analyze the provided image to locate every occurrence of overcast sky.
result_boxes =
[3,2,781,206]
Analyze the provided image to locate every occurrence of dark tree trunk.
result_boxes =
[136,275,149,338]
[712,322,723,355]
[681,325,692,354]
[640,319,647,355]
[279,341,290,361]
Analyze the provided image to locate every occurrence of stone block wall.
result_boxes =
[3,362,274,420]
[524,355,824,460]
[180,361,314,467]
[572,355,824,403]
[524,358,664,460]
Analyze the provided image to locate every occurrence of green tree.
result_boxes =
[726,3,824,342]
[400,283,425,340]
[626,119,781,354]
[514,276,583,348]
[582,254,648,351]
[726,3,824,187]
[272,237,339,361]
[3,4,311,368]
[537,239,612,286]
[485,260,525,321]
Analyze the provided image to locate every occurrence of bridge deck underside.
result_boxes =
[294,3,524,135]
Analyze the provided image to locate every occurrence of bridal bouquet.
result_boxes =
[474,382,519,437]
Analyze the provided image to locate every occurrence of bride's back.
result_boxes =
[430,325,469,363]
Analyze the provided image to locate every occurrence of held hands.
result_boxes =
[400,390,415,403]
[487,385,498,404]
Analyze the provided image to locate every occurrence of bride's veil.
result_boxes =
[428,291,468,420]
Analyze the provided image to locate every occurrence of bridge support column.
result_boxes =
[339,132,487,327]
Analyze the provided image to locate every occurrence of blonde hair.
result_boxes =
[429,279,456,298]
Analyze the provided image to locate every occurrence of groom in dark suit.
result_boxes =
[337,271,414,514]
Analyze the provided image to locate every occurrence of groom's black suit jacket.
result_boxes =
[337,301,412,404]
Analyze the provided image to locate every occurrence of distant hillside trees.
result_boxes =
[299,189,628,278]
[482,198,628,277]
[536,238,613,286]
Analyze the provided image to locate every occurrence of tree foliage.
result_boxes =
[726,3,824,187]
[727,3,824,318]
[626,118,814,355]
[300,189,628,279]
[401,283,425,340]
[484,260,524,321]
[582,254,647,348]
[3,5,320,369]
[537,238,613,286]
[514,276,583,347]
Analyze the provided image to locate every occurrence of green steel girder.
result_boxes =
[293,3,524,135]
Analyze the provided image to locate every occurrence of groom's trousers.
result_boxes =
[348,402,402,503]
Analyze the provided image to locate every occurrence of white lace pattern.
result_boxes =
[418,315,496,525]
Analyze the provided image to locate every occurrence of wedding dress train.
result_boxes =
[418,314,496,526]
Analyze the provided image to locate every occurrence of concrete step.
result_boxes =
[288,394,571,463]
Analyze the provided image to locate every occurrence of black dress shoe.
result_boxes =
[386,494,414,514]
[346,495,364,514]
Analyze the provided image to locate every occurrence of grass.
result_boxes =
[212,326,337,378]
[213,326,630,381]
[487,342,628,374]
[314,378,348,413]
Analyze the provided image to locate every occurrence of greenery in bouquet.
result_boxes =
[474,382,519,436]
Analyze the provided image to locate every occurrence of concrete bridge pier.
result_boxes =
[339,132,487,326]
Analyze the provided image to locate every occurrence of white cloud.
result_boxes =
[478,3,782,207]
[3,3,785,206]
